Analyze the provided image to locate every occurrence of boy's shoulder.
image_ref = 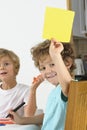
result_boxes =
[16,83,29,90]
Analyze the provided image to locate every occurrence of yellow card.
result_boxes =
[42,7,75,42]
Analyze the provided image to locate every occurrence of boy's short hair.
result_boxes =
[0,48,20,75]
[31,39,75,73]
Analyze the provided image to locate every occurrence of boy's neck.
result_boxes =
[0,80,17,90]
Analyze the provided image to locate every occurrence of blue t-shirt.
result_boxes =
[41,84,68,130]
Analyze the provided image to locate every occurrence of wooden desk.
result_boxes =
[65,81,87,130]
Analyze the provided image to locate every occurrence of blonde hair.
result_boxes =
[0,48,20,75]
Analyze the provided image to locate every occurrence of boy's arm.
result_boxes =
[49,39,72,97]
[24,75,44,116]
[21,114,44,125]
[9,111,44,125]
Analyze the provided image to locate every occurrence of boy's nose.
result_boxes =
[0,64,5,69]
[46,67,51,73]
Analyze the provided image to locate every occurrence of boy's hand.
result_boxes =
[49,39,64,59]
[31,74,44,91]
[9,110,23,124]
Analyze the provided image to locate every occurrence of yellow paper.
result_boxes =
[42,7,75,42]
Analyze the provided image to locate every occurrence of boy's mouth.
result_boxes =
[46,72,57,79]
[0,72,7,75]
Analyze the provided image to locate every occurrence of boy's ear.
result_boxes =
[64,57,73,69]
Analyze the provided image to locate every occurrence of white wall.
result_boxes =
[0,0,67,110]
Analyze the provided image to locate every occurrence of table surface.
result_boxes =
[0,124,41,130]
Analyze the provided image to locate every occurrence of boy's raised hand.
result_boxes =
[49,39,64,59]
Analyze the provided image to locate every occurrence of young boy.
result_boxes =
[9,39,75,130]
[0,48,43,118]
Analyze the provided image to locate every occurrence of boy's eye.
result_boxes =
[50,63,55,67]
[40,67,46,71]
[4,62,11,66]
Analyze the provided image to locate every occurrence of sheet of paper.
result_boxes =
[42,7,75,42]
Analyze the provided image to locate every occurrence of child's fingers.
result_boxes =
[7,111,14,120]
[54,43,60,48]
[32,74,44,84]
[32,77,38,84]
[51,39,61,48]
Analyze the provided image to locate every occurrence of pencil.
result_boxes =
[6,102,25,118]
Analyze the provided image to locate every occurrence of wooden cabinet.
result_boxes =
[65,81,87,130]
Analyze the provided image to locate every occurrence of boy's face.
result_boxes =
[39,55,59,86]
[0,56,16,82]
